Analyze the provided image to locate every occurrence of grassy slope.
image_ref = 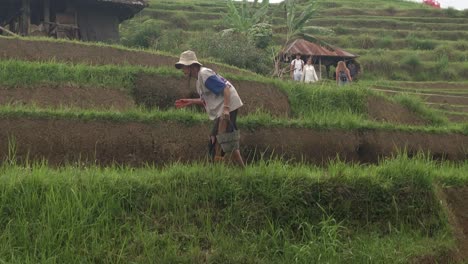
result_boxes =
[0,1,466,263]
[137,0,468,81]
[0,155,465,263]
[1,60,464,133]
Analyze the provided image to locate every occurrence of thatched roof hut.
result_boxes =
[281,38,358,65]
[280,38,359,79]
[0,0,147,43]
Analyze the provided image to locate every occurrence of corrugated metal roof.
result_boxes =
[283,39,357,58]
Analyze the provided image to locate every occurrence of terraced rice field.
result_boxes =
[0,0,466,262]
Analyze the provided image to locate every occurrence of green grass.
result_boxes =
[0,60,181,90]
[0,102,466,135]
[0,154,465,263]
[0,59,462,132]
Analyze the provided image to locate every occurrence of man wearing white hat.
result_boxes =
[174,50,245,167]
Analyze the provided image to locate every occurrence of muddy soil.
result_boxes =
[426,103,468,113]
[393,82,468,90]
[134,73,292,117]
[443,187,468,263]
[0,117,466,166]
[373,88,468,105]
[417,187,468,263]
[0,38,249,75]
[0,85,135,110]
[367,96,427,125]
[445,114,468,123]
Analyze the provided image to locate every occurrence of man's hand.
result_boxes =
[221,107,230,120]
[175,99,192,108]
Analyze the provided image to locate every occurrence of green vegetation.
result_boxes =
[122,0,468,81]
[0,154,465,263]
[1,60,462,131]
[0,1,466,262]
[0,60,181,90]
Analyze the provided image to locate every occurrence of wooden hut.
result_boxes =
[0,0,147,43]
[280,38,358,79]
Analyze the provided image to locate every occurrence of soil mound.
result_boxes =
[0,85,134,110]
[367,96,427,125]
[373,88,468,105]
[134,74,291,117]
[0,37,249,75]
[0,118,466,166]
[444,187,468,263]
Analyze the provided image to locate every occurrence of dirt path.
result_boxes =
[0,37,249,76]
[441,187,468,263]
[372,88,468,105]
[0,118,466,166]
[0,85,135,110]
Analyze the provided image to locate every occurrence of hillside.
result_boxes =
[0,0,466,263]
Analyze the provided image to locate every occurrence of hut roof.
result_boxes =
[98,0,147,7]
[282,38,358,59]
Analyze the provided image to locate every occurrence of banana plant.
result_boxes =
[272,0,333,77]
[224,0,270,34]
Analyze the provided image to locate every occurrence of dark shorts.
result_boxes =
[210,109,238,137]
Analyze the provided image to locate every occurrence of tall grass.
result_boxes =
[0,154,464,263]
[392,93,449,125]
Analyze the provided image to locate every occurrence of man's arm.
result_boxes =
[222,85,231,119]
[175,98,203,108]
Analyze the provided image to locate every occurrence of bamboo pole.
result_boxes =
[44,0,50,32]
[0,25,20,37]
[20,0,30,35]
[319,57,322,80]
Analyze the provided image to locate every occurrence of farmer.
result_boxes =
[174,50,245,167]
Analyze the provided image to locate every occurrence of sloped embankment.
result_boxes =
[0,118,465,166]
[0,84,135,110]
[134,73,292,117]
[0,37,249,75]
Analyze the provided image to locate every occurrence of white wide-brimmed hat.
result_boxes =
[175,50,202,69]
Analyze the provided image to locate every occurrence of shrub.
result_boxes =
[171,12,190,30]
[401,54,422,73]
[359,34,376,49]
[332,25,349,35]
[434,45,455,61]
[248,23,273,49]
[445,7,460,18]
[155,29,190,53]
[375,35,393,49]
[120,19,162,48]
[439,68,458,81]
[407,35,437,50]
[190,31,272,75]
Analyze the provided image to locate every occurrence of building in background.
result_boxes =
[0,0,147,43]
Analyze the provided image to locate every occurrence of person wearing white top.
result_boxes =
[301,57,319,83]
[174,50,245,167]
[290,54,304,81]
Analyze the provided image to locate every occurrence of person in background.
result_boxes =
[347,61,359,81]
[174,50,245,167]
[335,61,352,86]
[290,53,304,81]
[301,57,319,83]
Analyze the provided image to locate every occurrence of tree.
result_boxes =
[272,0,333,77]
[224,0,270,34]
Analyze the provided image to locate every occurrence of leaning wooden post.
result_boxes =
[44,0,50,32]
[319,57,322,80]
[0,26,20,37]
[20,0,30,35]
